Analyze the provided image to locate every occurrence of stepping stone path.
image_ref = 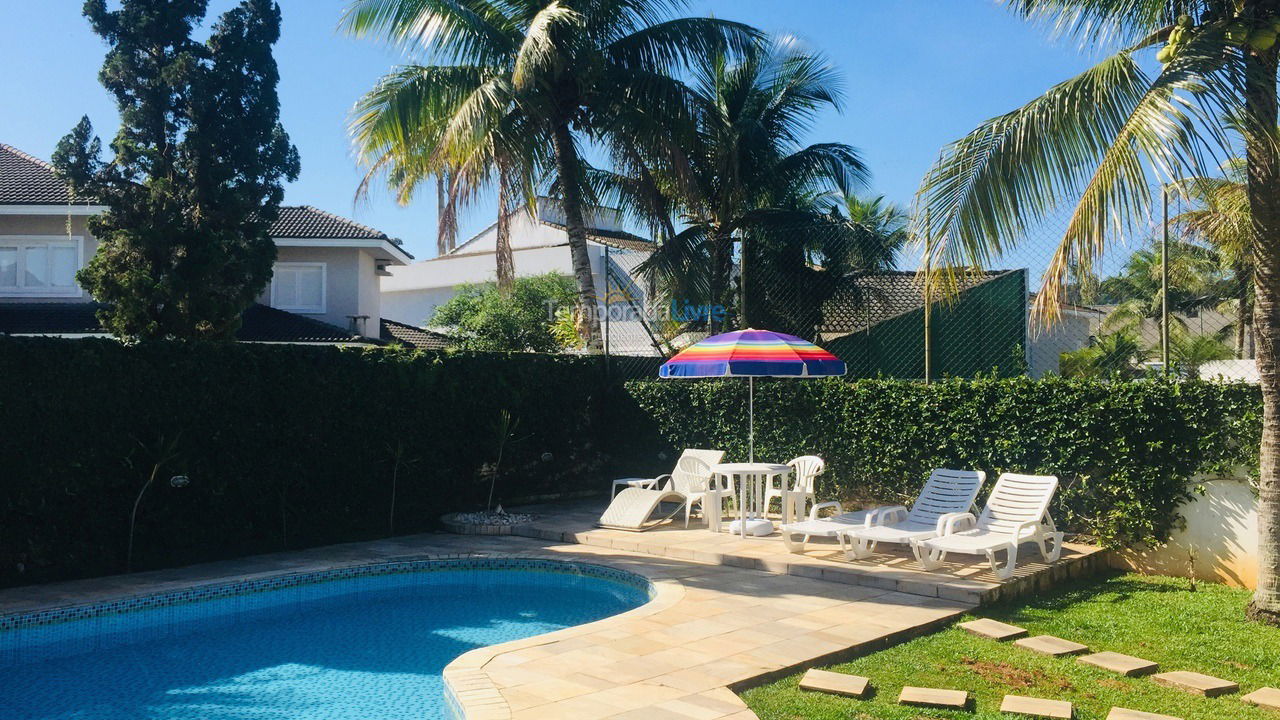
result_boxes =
[1000,694,1073,718]
[1106,709,1182,720]
[1078,651,1159,677]
[797,669,869,698]
[899,686,969,709]
[1014,635,1089,657]
[1243,687,1280,710]
[959,618,1028,641]
[1151,670,1239,697]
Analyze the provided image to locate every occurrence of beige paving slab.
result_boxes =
[797,669,870,698]
[1106,709,1183,720]
[1014,634,1089,656]
[1243,687,1280,709]
[960,617,1028,640]
[899,686,969,709]
[1151,670,1240,697]
[1078,651,1159,677]
[1001,694,1073,718]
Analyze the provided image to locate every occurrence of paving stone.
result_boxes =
[1078,651,1159,677]
[1013,635,1089,657]
[899,686,968,709]
[1106,709,1182,720]
[1151,671,1239,697]
[959,618,1028,641]
[797,669,869,698]
[1001,694,1073,718]
[1242,687,1280,709]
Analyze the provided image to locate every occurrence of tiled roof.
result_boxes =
[0,302,369,344]
[269,205,390,240]
[0,143,89,205]
[537,220,653,252]
[379,318,451,349]
[821,270,1015,334]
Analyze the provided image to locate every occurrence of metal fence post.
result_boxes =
[923,211,933,384]
[1161,186,1170,373]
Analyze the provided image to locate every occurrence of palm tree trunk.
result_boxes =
[709,226,733,333]
[436,171,458,255]
[1240,288,1250,359]
[1243,28,1280,624]
[495,161,515,292]
[550,122,603,350]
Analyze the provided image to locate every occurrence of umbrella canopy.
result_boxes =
[660,329,846,378]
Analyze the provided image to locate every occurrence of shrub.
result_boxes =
[625,375,1260,547]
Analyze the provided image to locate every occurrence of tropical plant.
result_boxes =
[1060,330,1149,378]
[53,0,299,341]
[913,0,1280,622]
[430,272,578,352]
[622,37,868,331]
[343,0,758,348]
[1170,327,1235,374]
[1094,239,1228,337]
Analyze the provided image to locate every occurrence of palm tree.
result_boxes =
[1060,330,1149,378]
[1173,161,1256,357]
[914,0,1280,622]
[629,37,868,331]
[1095,239,1227,338]
[343,0,758,349]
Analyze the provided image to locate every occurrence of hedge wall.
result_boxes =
[0,338,666,588]
[625,376,1261,548]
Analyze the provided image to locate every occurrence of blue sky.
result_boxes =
[0,1,1101,264]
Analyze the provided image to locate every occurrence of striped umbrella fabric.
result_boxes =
[659,328,847,378]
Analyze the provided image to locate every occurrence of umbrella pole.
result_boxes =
[748,376,754,463]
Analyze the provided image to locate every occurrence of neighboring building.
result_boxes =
[381,197,661,354]
[0,142,431,346]
[1026,301,1106,378]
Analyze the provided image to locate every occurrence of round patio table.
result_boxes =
[709,462,791,537]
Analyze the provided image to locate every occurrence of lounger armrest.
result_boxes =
[937,512,976,536]
[808,500,843,521]
[1010,519,1042,541]
[653,474,673,491]
[867,505,908,527]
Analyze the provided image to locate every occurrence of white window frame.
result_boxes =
[270,261,327,314]
[0,235,84,298]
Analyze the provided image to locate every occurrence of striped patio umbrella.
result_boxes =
[660,329,846,461]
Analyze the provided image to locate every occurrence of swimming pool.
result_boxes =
[0,558,652,720]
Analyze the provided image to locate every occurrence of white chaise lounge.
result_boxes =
[836,468,985,560]
[910,472,1064,580]
[599,449,724,531]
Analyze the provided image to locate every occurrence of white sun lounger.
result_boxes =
[836,468,985,560]
[598,450,724,531]
[911,472,1064,580]
[780,503,871,553]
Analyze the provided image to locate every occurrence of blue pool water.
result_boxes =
[0,562,649,720]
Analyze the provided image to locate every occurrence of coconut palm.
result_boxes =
[1060,330,1149,378]
[628,37,868,331]
[1095,239,1228,338]
[343,0,758,349]
[913,0,1280,622]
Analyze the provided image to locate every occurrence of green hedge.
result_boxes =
[0,338,666,587]
[625,376,1261,547]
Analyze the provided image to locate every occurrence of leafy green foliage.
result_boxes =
[0,337,665,587]
[430,273,578,352]
[54,0,299,341]
[743,574,1280,720]
[626,375,1260,546]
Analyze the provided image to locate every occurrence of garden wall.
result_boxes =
[625,376,1261,549]
[0,338,667,588]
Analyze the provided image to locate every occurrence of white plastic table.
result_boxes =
[709,462,792,537]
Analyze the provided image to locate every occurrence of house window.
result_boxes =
[0,237,82,297]
[271,262,326,314]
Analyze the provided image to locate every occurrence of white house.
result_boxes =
[382,197,662,354]
[0,142,442,346]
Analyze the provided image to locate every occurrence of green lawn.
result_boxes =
[741,574,1279,720]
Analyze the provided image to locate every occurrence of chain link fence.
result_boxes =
[597,190,1252,383]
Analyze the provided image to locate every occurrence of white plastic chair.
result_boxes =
[911,472,1064,580]
[765,455,824,523]
[837,469,985,560]
[661,455,722,527]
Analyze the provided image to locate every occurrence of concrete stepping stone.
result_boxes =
[1242,687,1280,709]
[1106,709,1182,720]
[797,669,869,698]
[899,686,968,709]
[1078,651,1159,677]
[960,618,1028,641]
[1000,694,1073,718]
[1013,635,1089,657]
[1151,670,1239,697]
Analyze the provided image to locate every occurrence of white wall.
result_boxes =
[1028,309,1100,377]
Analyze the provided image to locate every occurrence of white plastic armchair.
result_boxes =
[610,448,724,498]
[910,472,1064,580]
[837,469,985,560]
[661,454,720,528]
[766,455,824,522]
